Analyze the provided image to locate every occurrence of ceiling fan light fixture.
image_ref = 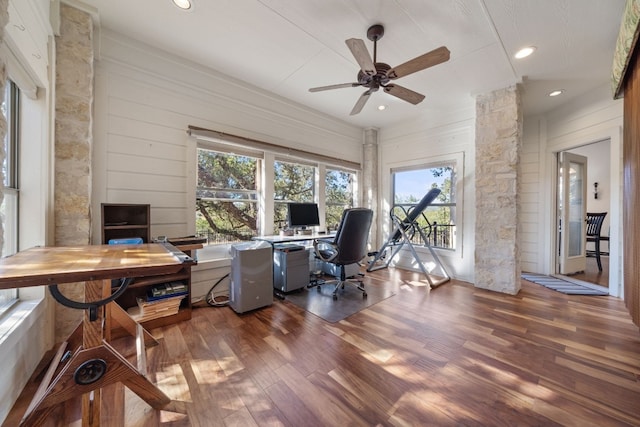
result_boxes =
[514,46,536,59]
[378,105,386,111]
[172,0,193,10]
[548,89,564,97]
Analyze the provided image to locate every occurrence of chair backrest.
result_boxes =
[391,188,441,242]
[331,208,374,265]
[586,212,607,237]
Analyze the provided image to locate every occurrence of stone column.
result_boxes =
[474,85,522,295]
[54,4,94,340]
[362,128,378,246]
[0,0,8,256]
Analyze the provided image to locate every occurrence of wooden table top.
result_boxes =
[0,244,190,290]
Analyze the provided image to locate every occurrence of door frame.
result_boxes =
[545,128,622,297]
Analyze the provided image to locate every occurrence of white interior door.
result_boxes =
[558,152,588,274]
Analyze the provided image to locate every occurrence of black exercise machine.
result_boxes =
[367,188,450,288]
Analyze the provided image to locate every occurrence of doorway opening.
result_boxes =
[556,139,610,288]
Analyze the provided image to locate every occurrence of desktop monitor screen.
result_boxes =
[287,202,320,229]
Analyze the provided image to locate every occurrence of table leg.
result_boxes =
[19,279,187,426]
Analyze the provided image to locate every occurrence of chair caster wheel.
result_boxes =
[363,292,367,298]
[332,294,337,300]
[316,286,321,292]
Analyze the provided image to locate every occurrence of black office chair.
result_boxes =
[586,212,607,272]
[312,208,374,300]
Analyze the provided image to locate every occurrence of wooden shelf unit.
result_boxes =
[101,203,151,243]
[101,203,194,331]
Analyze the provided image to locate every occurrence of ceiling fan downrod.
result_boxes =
[367,24,384,64]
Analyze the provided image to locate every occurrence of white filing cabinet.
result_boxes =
[229,241,273,314]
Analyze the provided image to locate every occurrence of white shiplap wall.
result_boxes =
[91,29,363,243]
[520,116,546,274]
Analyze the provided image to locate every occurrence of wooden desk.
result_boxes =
[0,243,192,426]
[253,231,334,244]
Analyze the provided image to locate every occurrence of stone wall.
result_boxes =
[474,85,522,294]
[54,3,94,340]
[0,0,8,256]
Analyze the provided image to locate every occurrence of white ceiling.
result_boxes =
[78,0,626,128]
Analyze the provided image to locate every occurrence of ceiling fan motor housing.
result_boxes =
[357,62,391,89]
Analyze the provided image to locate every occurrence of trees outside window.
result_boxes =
[196,149,259,244]
[273,160,314,231]
[196,144,359,243]
[392,163,457,250]
[325,169,354,231]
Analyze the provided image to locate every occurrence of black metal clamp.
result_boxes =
[48,277,134,321]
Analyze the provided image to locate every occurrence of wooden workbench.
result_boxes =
[0,243,192,426]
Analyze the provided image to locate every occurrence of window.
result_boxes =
[194,130,361,243]
[0,81,19,313]
[195,148,259,244]
[325,168,355,230]
[273,160,315,231]
[392,162,457,250]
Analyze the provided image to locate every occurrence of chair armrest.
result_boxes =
[313,239,338,262]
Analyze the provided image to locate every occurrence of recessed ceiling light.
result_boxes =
[514,46,536,59]
[172,0,193,10]
[549,90,564,97]
[378,105,386,111]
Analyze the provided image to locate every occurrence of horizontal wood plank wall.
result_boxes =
[91,30,362,242]
[623,48,640,328]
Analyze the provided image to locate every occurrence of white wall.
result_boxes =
[520,83,623,295]
[378,108,477,282]
[91,30,363,244]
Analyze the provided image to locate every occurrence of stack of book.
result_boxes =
[127,281,188,322]
[148,281,188,301]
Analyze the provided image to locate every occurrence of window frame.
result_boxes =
[389,152,463,258]
[273,158,316,232]
[0,80,20,314]
[195,146,261,245]
[325,167,356,231]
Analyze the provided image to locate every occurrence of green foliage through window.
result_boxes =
[325,169,354,230]
[273,160,314,230]
[196,149,258,243]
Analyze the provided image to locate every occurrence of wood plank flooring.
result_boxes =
[5,268,640,426]
[569,256,610,287]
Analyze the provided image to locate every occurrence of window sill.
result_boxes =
[193,245,232,270]
[0,298,46,349]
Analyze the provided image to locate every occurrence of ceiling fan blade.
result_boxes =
[387,46,450,80]
[350,90,373,115]
[383,84,425,105]
[345,38,376,76]
[309,82,360,92]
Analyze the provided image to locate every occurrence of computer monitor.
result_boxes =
[287,202,320,230]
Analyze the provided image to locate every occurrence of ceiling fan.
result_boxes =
[309,24,450,115]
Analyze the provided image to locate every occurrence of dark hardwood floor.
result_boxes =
[5,267,640,426]
[569,256,610,287]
